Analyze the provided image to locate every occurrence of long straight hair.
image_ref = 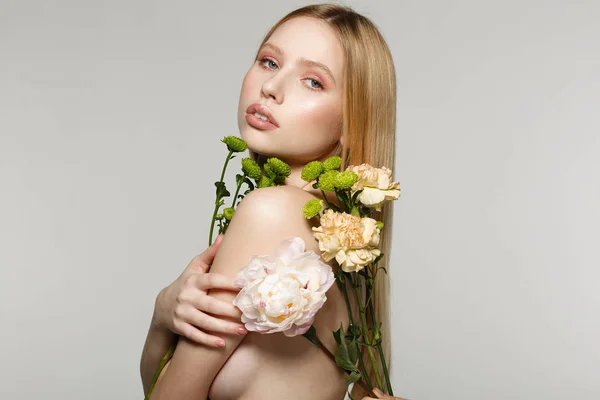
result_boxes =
[254,4,397,397]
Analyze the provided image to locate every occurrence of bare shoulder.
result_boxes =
[210,186,322,277]
[235,185,317,224]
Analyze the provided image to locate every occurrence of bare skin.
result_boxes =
[151,187,348,400]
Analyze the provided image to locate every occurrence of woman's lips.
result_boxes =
[245,103,279,130]
[245,113,278,130]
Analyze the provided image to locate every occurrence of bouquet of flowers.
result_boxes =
[299,158,400,398]
[145,136,401,400]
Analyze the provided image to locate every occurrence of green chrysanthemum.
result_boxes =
[267,158,292,178]
[223,207,235,221]
[318,170,338,192]
[241,158,262,181]
[334,171,359,190]
[323,156,342,171]
[222,136,248,153]
[301,161,324,182]
[302,199,323,219]
[257,175,274,188]
[376,221,385,230]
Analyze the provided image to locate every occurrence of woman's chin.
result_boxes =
[240,131,275,156]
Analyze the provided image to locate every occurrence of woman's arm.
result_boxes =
[140,305,177,394]
[140,235,246,393]
[150,186,320,400]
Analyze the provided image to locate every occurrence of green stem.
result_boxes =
[144,343,176,400]
[365,274,394,396]
[208,150,234,246]
[320,188,336,210]
[342,273,373,390]
[230,173,247,208]
[353,274,384,391]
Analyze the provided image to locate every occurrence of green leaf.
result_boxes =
[373,253,384,266]
[244,177,255,191]
[235,174,244,186]
[333,323,359,372]
[344,370,362,387]
[348,324,362,341]
[347,339,359,365]
[335,190,350,212]
[333,324,344,346]
[303,326,320,348]
[214,182,230,199]
[351,189,363,205]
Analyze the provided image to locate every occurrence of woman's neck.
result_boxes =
[284,164,313,190]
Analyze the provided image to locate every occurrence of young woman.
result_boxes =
[141,4,400,400]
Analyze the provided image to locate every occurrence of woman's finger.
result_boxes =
[188,311,247,336]
[189,234,224,273]
[194,294,242,319]
[179,322,226,347]
[196,273,241,292]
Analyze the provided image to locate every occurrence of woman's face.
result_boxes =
[237,17,344,165]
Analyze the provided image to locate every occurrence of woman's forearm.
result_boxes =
[140,293,177,393]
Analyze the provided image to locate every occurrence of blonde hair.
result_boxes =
[255,4,396,397]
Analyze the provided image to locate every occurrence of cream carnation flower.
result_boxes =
[348,164,400,211]
[233,237,335,336]
[312,209,381,273]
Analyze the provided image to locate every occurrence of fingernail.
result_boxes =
[373,388,384,396]
[237,327,247,335]
[216,339,225,347]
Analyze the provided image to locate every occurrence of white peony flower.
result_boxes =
[348,164,400,211]
[233,237,335,336]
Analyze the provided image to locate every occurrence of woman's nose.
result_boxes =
[261,75,284,104]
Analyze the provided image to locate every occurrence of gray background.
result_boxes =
[1,0,598,399]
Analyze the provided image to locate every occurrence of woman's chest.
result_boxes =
[209,289,349,400]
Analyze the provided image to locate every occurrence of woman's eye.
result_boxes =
[260,58,278,70]
[303,78,323,90]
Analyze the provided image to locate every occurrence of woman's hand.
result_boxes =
[154,234,247,347]
[362,388,409,400]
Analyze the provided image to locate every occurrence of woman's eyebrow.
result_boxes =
[298,58,336,85]
[260,43,337,85]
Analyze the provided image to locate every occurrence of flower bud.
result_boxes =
[223,207,235,221]
[241,158,262,181]
[376,221,384,230]
[263,163,275,178]
[318,170,338,192]
[257,175,274,188]
[301,161,324,182]
[302,199,323,219]
[222,136,248,153]
[373,329,381,342]
[323,156,342,171]
[267,158,292,178]
[334,171,358,190]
